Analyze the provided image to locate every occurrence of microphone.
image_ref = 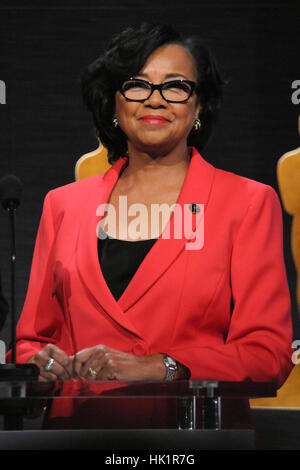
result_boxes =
[0,174,23,210]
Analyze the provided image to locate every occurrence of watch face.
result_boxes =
[163,356,177,369]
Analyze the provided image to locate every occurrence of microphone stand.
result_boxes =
[0,200,38,378]
[0,200,39,430]
[9,202,16,364]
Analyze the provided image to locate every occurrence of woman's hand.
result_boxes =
[27,344,73,382]
[72,345,166,382]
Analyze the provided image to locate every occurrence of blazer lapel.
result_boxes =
[75,156,145,339]
[76,148,215,331]
[118,147,216,312]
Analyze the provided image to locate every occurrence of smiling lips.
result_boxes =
[140,115,169,124]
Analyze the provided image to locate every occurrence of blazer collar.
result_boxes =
[76,147,215,337]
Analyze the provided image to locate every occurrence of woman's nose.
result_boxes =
[144,89,167,107]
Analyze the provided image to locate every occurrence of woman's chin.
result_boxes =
[132,136,177,155]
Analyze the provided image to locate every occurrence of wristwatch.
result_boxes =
[163,355,178,381]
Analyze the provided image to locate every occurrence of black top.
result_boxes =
[98,227,158,301]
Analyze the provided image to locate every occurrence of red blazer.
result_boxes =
[9,147,293,390]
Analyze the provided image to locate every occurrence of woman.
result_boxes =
[8,23,293,428]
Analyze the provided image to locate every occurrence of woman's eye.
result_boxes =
[124,81,149,91]
[164,83,190,93]
[134,83,149,90]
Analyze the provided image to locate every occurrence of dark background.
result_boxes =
[0,0,299,350]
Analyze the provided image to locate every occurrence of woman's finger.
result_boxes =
[37,367,58,383]
[45,344,73,378]
[83,350,123,380]
[73,345,107,378]
[30,344,73,381]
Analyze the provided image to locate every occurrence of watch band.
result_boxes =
[163,355,178,381]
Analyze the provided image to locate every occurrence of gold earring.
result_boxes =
[193,118,201,131]
[113,117,119,128]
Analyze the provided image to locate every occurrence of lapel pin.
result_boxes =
[189,203,200,214]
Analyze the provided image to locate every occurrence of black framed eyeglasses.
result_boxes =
[120,78,197,103]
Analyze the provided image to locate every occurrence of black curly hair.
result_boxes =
[81,23,225,164]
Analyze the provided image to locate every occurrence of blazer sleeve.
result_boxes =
[168,185,294,388]
[6,191,69,364]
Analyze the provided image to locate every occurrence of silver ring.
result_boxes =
[44,358,55,372]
